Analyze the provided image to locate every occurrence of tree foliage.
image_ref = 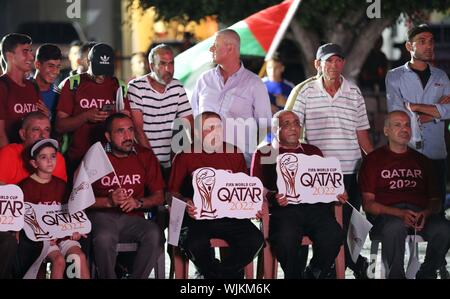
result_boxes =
[136,0,449,27]
[133,0,450,78]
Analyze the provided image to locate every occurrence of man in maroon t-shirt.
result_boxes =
[0,33,49,146]
[251,110,345,279]
[359,110,450,279]
[169,111,264,279]
[89,113,165,279]
[55,43,130,176]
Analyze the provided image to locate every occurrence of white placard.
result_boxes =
[192,168,263,220]
[23,203,91,241]
[0,184,24,231]
[276,153,345,204]
[168,197,186,246]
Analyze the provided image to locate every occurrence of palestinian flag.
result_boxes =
[174,0,301,96]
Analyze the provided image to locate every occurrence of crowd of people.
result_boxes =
[0,23,449,280]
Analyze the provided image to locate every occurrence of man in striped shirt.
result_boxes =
[293,43,373,278]
[128,44,193,178]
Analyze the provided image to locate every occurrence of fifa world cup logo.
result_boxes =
[195,168,217,218]
[280,154,300,201]
[24,203,52,240]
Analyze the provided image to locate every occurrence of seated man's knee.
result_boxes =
[141,222,163,247]
[92,231,118,250]
[427,218,450,242]
[378,217,407,239]
[270,229,299,249]
[184,234,210,256]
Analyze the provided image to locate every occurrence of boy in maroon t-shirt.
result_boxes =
[359,111,450,279]
[169,111,264,279]
[55,43,130,176]
[19,138,89,279]
[89,113,165,279]
[0,33,50,146]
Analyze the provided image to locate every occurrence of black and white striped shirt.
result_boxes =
[128,76,192,168]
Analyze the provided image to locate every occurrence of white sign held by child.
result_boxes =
[23,203,91,241]
[192,168,263,220]
[276,153,345,204]
[0,184,24,231]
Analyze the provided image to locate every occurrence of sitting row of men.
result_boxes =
[0,109,449,279]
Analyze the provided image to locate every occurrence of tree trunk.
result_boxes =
[290,21,320,77]
[343,17,395,81]
[289,14,395,82]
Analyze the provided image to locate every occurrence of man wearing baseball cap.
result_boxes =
[55,42,130,179]
[292,42,374,279]
[386,23,450,279]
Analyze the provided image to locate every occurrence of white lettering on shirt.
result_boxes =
[13,103,38,114]
[79,98,113,109]
[100,174,142,187]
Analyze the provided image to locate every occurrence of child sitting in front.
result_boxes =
[19,138,90,279]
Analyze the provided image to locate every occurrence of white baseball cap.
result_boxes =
[30,138,59,157]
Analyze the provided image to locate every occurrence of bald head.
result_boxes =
[217,29,240,50]
[383,110,411,151]
[384,110,410,128]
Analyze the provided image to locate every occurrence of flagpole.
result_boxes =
[257,0,302,77]
[345,200,359,212]
[265,0,301,61]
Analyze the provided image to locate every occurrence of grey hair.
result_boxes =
[148,44,173,64]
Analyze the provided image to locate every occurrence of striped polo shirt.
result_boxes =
[293,76,370,174]
[128,76,193,168]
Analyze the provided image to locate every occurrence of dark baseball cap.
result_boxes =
[408,24,433,41]
[316,43,344,61]
[89,43,115,76]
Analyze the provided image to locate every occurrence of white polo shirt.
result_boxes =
[293,76,370,174]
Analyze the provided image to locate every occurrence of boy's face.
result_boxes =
[35,59,62,84]
[30,146,57,175]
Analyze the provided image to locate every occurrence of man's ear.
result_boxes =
[405,41,412,52]
[383,127,388,137]
[34,60,40,70]
[314,60,321,71]
[19,128,26,142]
[105,131,111,143]
[4,51,12,64]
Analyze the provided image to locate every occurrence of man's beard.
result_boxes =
[152,72,171,85]
[112,140,133,155]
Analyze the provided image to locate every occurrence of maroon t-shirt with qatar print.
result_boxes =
[57,74,131,163]
[168,143,248,198]
[359,145,438,209]
[92,144,165,217]
[0,75,41,143]
[19,175,67,205]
